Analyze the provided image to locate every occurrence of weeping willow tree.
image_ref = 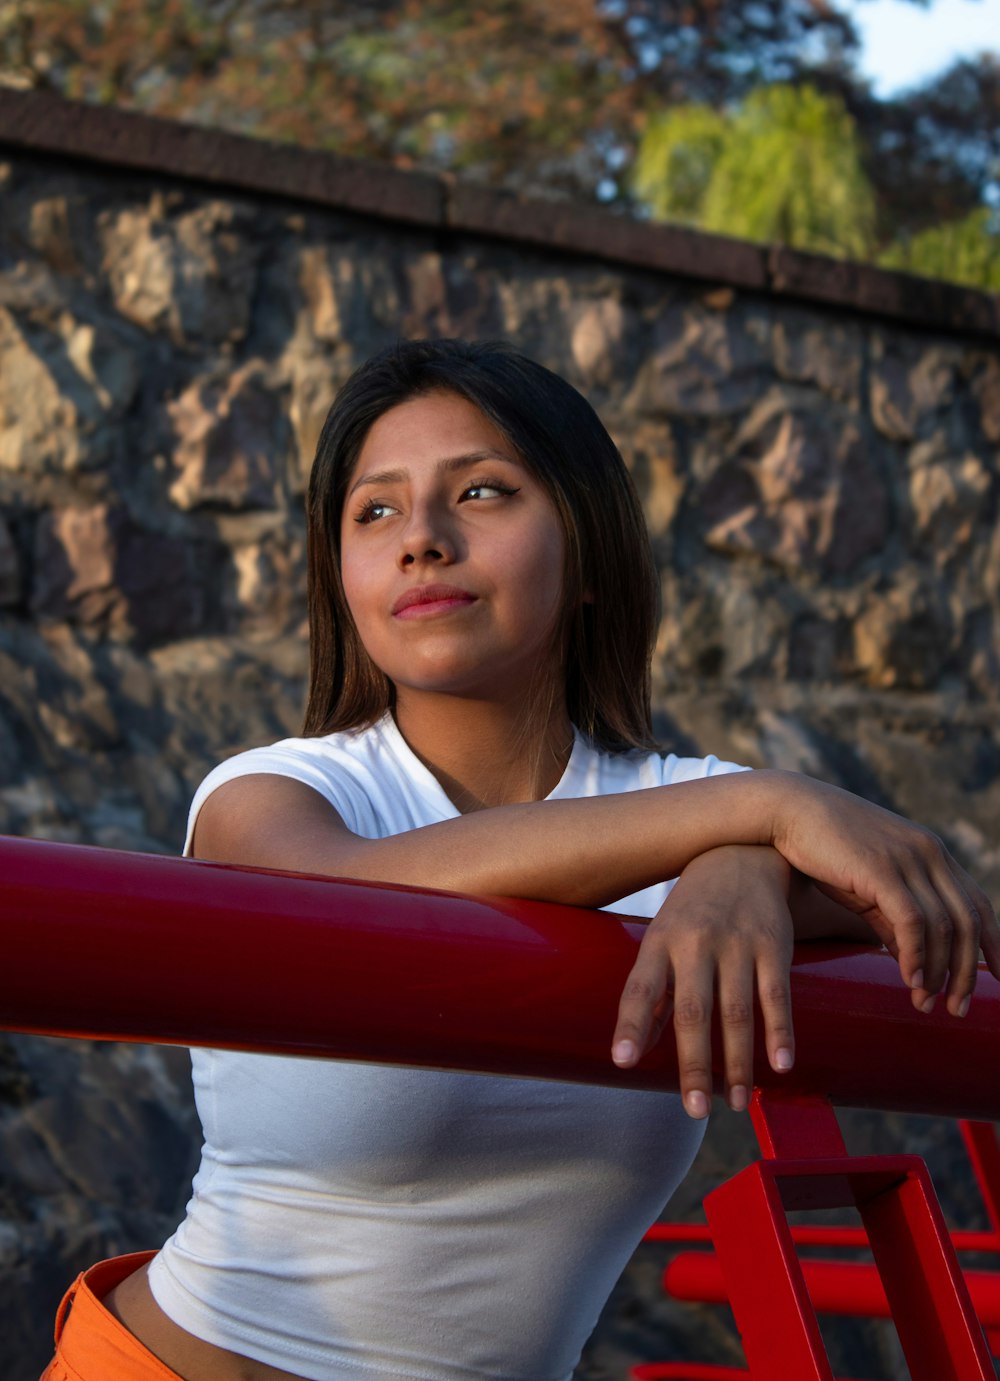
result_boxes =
[632,105,729,227]
[633,84,877,260]
[879,207,1000,291]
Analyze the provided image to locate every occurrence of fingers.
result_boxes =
[612,941,670,1074]
[900,844,991,1017]
[717,966,753,1113]
[861,833,994,1018]
[612,930,721,1119]
[671,957,715,1120]
[755,948,796,1079]
[613,921,797,1121]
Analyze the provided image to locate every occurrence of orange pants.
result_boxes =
[40,1252,183,1381]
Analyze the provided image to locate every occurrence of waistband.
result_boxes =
[47,1252,182,1380]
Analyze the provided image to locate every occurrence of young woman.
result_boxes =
[45,339,998,1381]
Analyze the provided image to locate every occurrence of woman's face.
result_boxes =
[339,390,567,707]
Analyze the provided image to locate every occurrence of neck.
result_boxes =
[393,690,574,813]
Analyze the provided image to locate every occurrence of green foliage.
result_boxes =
[705,86,876,258]
[634,84,877,259]
[632,105,728,224]
[879,208,1000,292]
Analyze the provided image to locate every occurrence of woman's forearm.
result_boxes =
[196,767,780,908]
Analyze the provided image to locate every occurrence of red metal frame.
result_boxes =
[2,835,1000,1377]
[2,836,1000,1115]
[962,1121,1000,1234]
[655,1095,999,1380]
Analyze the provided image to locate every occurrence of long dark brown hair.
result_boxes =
[304,338,658,753]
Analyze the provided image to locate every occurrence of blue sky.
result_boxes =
[842,0,1000,96]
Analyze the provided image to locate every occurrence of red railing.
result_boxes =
[2,834,1000,1378]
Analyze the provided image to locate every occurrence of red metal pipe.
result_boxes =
[643,1223,1000,1252]
[665,1250,1000,1325]
[1,835,999,1117]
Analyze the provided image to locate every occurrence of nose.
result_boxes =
[396,503,457,570]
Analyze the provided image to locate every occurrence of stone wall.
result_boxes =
[0,92,998,1379]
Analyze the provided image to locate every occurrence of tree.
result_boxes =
[850,54,1000,238]
[0,0,883,203]
[879,207,1000,292]
[0,0,639,198]
[633,84,877,259]
[631,103,728,223]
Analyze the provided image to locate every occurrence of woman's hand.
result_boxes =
[764,772,1000,1018]
[612,845,796,1118]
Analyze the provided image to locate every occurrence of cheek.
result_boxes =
[516,524,567,627]
[337,550,379,653]
[528,521,566,593]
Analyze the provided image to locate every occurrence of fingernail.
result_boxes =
[774,1047,793,1071]
[921,995,936,1014]
[612,1040,637,1067]
[911,969,924,991]
[729,1085,748,1112]
[685,1090,709,1119]
[957,995,971,1019]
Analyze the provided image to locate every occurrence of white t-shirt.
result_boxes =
[149,716,747,1381]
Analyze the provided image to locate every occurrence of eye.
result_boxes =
[353,498,399,525]
[460,479,520,502]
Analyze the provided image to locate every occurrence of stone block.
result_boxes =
[570,297,627,387]
[27,195,81,274]
[229,535,307,634]
[33,504,117,626]
[702,394,889,578]
[101,200,259,346]
[168,365,289,511]
[297,243,344,343]
[0,308,109,473]
[907,449,994,563]
[968,354,1000,445]
[64,319,139,414]
[32,503,208,646]
[0,514,21,606]
[404,252,449,334]
[617,422,684,538]
[870,336,959,444]
[853,571,957,688]
[289,358,339,493]
[625,301,770,418]
[773,308,863,405]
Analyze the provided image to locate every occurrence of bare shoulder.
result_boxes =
[193,773,356,872]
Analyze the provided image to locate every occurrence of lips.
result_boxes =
[392,584,478,618]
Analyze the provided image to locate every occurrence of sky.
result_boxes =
[842,0,1000,96]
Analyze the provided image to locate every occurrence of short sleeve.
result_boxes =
[183,742,378,856]
[658,753,751,787]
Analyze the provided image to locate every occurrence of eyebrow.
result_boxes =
[347,449,521,497]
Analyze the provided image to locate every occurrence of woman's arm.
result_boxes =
[195,769,999,1031]
[194,768,780,907]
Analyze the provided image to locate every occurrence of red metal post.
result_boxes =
[749,1090,846,1159]
[961,1122,1000,1234]
[701,1092,996,1380]
[858,1163,995,1376]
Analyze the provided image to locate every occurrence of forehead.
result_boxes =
[353,391,516,473]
